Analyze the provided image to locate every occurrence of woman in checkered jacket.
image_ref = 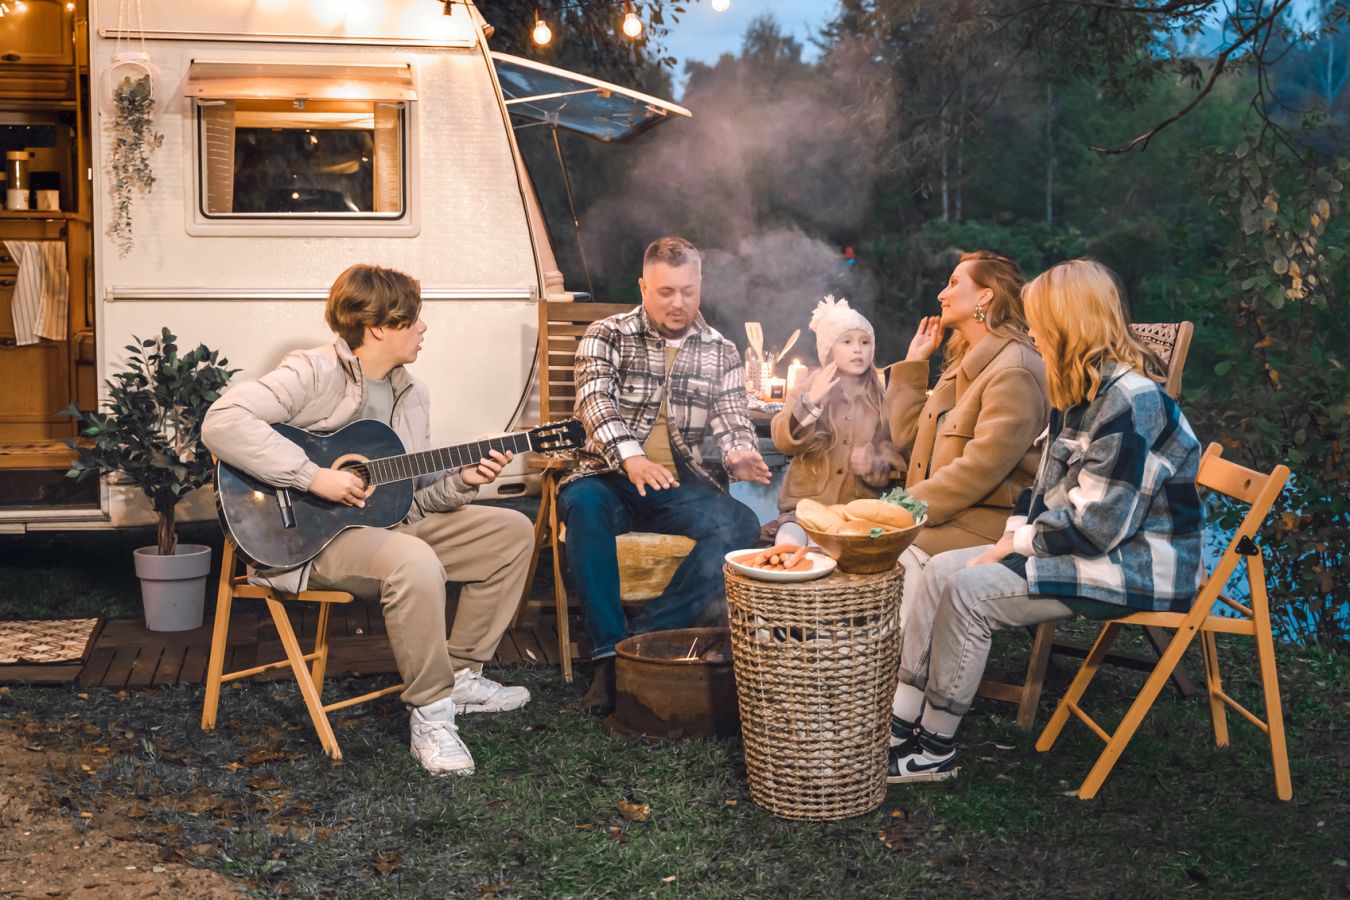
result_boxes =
[886,259,1204,784]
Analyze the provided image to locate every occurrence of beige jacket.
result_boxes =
[771,373,900,513]
[886,335,1048,555]
[202,339,477,588]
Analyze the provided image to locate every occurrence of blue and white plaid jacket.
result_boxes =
[1006,362,1203,612]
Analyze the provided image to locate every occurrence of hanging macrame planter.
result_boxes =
[103,0,165,258]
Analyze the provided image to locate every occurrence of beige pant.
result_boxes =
[307,504,535,709]
[898,544,931,633]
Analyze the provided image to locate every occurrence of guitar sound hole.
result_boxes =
[337,461,370,489]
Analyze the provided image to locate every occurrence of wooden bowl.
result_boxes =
[801,516,927,574]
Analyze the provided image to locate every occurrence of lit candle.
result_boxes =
[786,359,807,394]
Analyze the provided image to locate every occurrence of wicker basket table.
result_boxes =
[724,564,903,821]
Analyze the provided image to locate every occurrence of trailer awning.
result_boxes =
[184,61,417,102]
[491,52,690,142]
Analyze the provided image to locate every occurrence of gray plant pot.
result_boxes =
[134,544,211,632]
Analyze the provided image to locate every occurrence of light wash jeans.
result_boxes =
[897,545,1075,716]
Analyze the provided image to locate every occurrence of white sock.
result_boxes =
[920,704,962,740]
[892,682,925,722]
[777,521,809,547]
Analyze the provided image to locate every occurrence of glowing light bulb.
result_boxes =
[711,0,730,11]
[15,0,29,12]
[532,18,552,46]
[65,0,74,8]
[622,11,642,38]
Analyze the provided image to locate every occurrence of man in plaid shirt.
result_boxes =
[560,237,771,713]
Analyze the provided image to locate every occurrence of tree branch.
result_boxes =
[1091,0,1294,154]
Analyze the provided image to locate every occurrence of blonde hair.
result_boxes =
[325,264,422,349]
[942,250,1034,372]
[1022,259,1166,409]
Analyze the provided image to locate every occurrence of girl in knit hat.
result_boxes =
[770,295,902,546]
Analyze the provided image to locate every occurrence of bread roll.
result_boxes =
[829,504,853,520]
[845,498,916,530]
[838,519,895,537]
[796,498,844,533]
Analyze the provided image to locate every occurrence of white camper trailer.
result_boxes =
[0,0,690,533]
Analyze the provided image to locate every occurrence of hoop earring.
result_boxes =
[973,304,987,323]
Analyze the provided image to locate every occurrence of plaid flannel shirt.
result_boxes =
[562,305,758,490]
[1004,363,1204,612]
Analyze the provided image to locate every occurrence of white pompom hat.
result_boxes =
[810,295,873,364]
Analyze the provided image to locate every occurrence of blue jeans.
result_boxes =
[559,465,761,659]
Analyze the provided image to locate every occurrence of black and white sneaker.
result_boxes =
[886,732,959,784]
[890,713,919,748]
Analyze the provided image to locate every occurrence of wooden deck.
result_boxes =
[1,600,581,688]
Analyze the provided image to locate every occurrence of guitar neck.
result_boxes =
[364,431,535,486]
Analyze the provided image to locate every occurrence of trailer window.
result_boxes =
[196,99,406,219]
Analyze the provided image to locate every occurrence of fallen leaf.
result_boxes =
[616,799,650,823]
[248,776,284,791]
[877,822,913,851]
[574,823,594,831]
[724,799,737,807]
[661,876,677,884]
[608,826,628,844]
[244,749,287,766]
[373,850,402,876]
[79,812,93,819]
[476,882,510,895]
[889,809,906,819]
[127,804,148,819]
[77,693,89,699]
[80,764,93,773]
[226,762,243,771]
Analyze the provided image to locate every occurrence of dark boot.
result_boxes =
[575,657,616,716]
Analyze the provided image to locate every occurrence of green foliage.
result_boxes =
[63,329,237,556]
[106,74,164,258]
[1189,141,1350,646]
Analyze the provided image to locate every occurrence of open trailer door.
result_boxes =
[491,52,690,297]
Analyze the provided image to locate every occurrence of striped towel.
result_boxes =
[3,240,69,345]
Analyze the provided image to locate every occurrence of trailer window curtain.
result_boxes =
[199,101,236,215]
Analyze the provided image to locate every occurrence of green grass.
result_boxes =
[2,522,1345,897]
[3,641,1345,899]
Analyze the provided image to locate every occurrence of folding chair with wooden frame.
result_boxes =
[1036,442,1292,800]
[977,321,1198,730]
[201,539,404,760]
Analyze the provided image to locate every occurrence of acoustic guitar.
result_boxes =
[216,418,584,569]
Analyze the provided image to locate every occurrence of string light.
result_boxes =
[532,14,553,46]
[711,0,730,11]
[621,5,643,39]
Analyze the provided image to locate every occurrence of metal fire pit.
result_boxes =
[603,627,739,741]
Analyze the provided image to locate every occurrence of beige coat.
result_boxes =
[886,335,1048,555]
[202,339,479,591]
[771,373,899,513]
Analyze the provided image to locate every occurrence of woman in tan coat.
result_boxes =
[886,250,1049,628]
[771,296,901,546]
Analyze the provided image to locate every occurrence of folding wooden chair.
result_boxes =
[978,321,1197,730]
[1036,443,1292,800]
[201,539,404,760]
[516,300,698,682]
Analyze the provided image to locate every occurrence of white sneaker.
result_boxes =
[450,668,531,714]
[410,697,475,776]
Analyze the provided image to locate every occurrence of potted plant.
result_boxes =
[64,329,237,631]
[105,66,164,258]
